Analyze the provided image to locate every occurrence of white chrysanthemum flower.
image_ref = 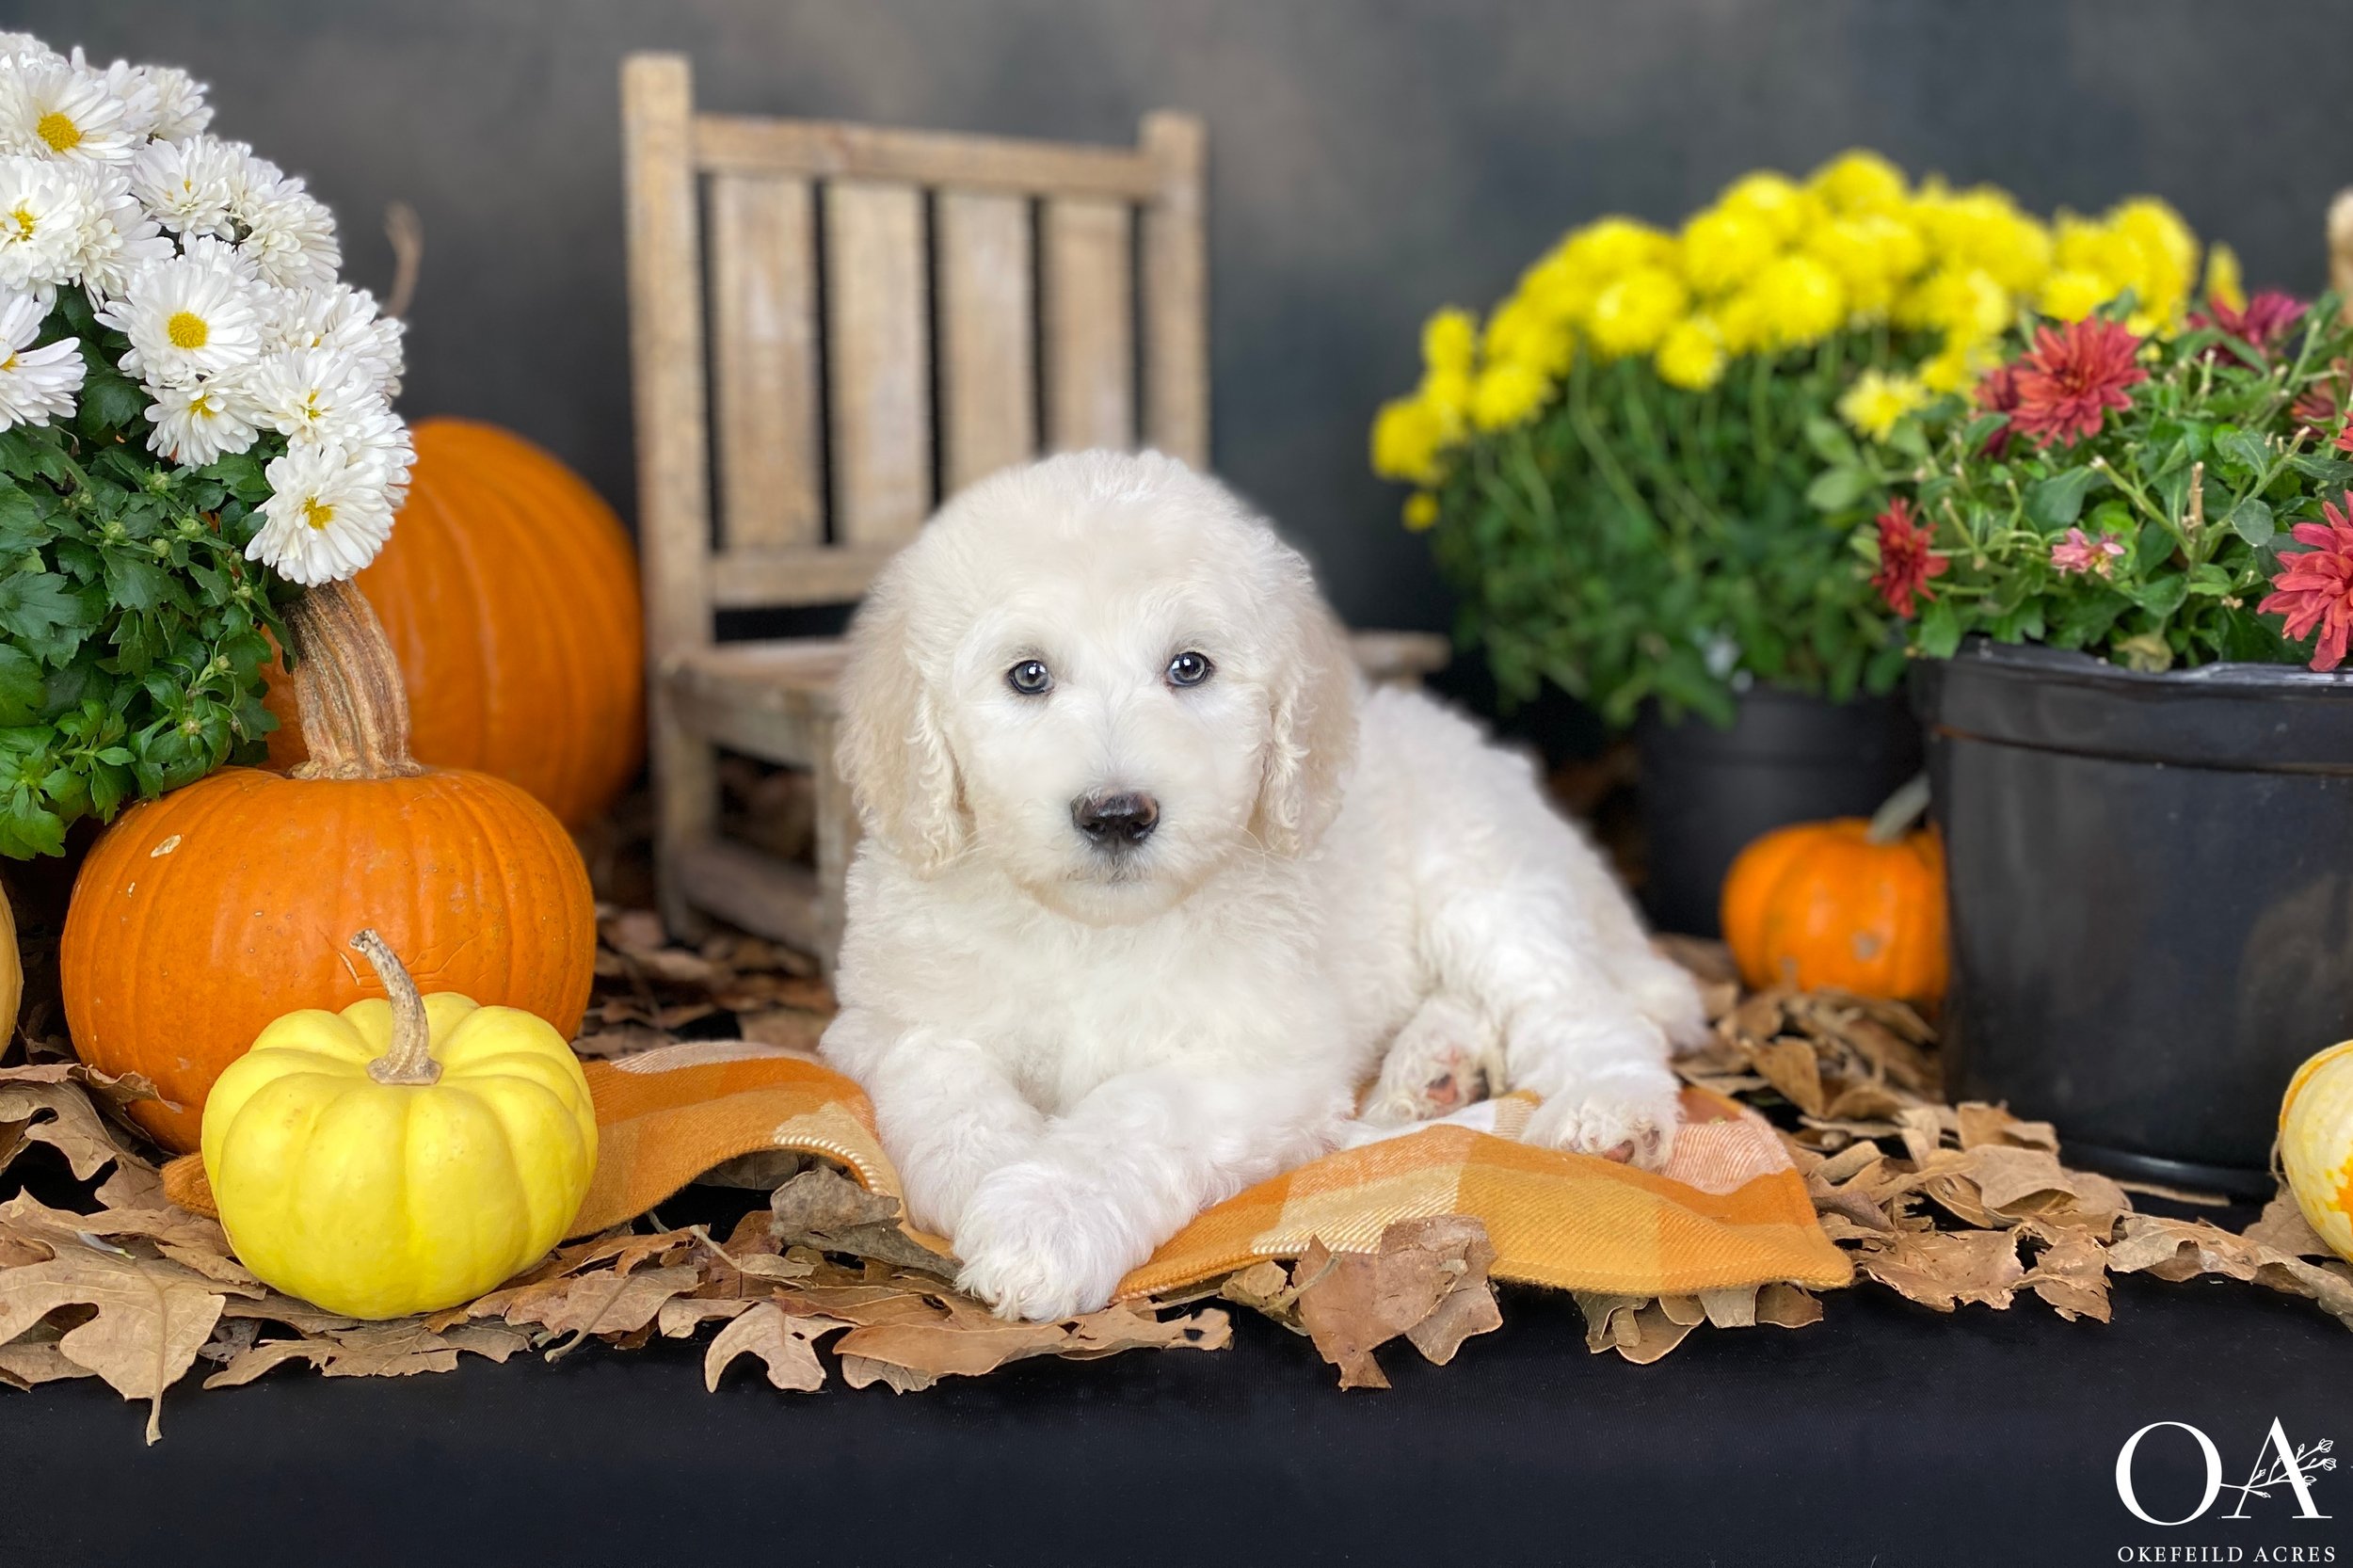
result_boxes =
[178,231,259,281]
[248,441,396,584]
[0,56,137,165]
[223,146,285,220]
[128,135,240,237]
[0,35,60,68]
[97,253,262,386]
[72,51,162,144]
[68,166,168,301]
[340,395,414,499]
[0,154,97,294]
[276,283,404,393]
[238,181,340,289]
[143,376,259,466]
[99,59,207,143]
[0,286,81,429]
[248,344,375,446]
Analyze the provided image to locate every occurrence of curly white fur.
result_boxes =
[822,451,1705,1320]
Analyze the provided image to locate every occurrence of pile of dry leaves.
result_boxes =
[1,909,2347,1442]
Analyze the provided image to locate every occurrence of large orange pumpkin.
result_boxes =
[263,418,644,827]
[1720,776,1948,1005]
[65,580,597,1152]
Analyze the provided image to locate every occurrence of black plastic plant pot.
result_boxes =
[1635,684,1924,938]
[1916,638,2353,1196]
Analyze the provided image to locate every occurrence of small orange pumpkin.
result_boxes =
[64,579,597,1152]
[262,418,644,828]
[1720,776,1947,1005]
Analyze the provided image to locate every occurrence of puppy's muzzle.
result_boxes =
[1072,790,1159,850]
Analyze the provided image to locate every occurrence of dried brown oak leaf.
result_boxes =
[1290,1215,1500,1389]
[1857,1228,2025,1312]
[0,1241,232,1442]
[2014,1219,2112,1323]
[203,1320,529,1387]
[769,1166,958,1278]
[703,1301,844,1391]
[2108,1214,2353,1330]
[0,1063,154,1183]
[2245,1190,2336,1260]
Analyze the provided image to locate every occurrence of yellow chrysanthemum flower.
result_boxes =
[1809,150,1908,216]
[1515,248,1599,326]
[1747,253,1845,348]
[1469,360,1553,432]
[1679,206,1779,296]
[1587,266,1689,358]
[1836,368,1929,441]
[1655,314,1727,391]
[1718,171,1817,243]
[1421,307,1479,376]
[2037,266,2116,323]
[1369,395,1449,484]
[2204,242,2246,312]
[1919,333,1995,394]
[1558,217,1676,286]
[1897,263,2009,342]
[1482,296,1575,378]
[1803,214,1926,322]
[1915,183,2052,295]
[1401,491,1440,532]
[1422,366,1473,435]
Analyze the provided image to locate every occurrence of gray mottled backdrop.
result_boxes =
[17,1,2348,636]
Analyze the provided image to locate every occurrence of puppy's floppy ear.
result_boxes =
[835,573,970,875]
[1252,558,1361,858]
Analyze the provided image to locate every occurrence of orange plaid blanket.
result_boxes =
[569,1042,1851,1301]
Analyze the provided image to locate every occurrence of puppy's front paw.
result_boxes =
[1523,1062,1683,1170]
[1362,996,1497,1125]
[952,1162,1140,1322]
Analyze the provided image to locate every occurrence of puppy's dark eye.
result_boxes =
[1007,659,1052,696]
[1167,651,1214,688]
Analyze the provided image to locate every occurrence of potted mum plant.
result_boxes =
[1847,280,2353,1193]
[0,30,408,861]
[1370,151,2212,935]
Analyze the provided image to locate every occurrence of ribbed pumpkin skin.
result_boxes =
[1720,819,1947,1004]
[264,419,645,827]
[60,766,595,1152]
[2281,1042,2353,1265]
[0,883,17,1045]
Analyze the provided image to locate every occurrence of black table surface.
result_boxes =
[8,1243,2351,1568]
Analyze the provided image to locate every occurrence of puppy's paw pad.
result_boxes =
[1524,1080,1682,1171]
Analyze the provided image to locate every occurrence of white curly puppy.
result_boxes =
[821,451,1703,1321]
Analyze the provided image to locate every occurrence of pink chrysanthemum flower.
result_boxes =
[2049,527,2124,578]
[2010,316,2149,449]
[2259,492,2353,671]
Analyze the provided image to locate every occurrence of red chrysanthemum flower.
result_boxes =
[1974,361,2024,456]
[2009,316,2149,448]
[2293,358,2350,441]
[1871,497,1946,619]
[2259,492,2353,672]
[2190,290,2308,359]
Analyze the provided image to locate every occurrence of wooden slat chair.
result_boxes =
[621,52,1447,970]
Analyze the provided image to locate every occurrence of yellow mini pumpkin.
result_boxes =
[2280,1040,2353,1264]
[200,929,598,1319]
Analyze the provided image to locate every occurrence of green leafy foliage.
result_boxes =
[1860,297,2353,674]
[1421,330,1915,728]
[0,293,291,857]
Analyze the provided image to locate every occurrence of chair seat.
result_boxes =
[665,629,1453,766]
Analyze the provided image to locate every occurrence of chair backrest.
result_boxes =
[620,53,1208,662]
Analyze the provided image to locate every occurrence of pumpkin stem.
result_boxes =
[285,580,425,781]
[352,929,441,1086]
[1866,773,1932,846]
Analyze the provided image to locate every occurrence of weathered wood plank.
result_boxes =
[675,835,824,955]
[1042,196,1134,452]
[825,180,931,549]
[709,174,821,549]
[621,52,718,939]
[709,544,905,609]
[937,190,1037,493]
[1140,111,1209,467]
[696,114,1159,200]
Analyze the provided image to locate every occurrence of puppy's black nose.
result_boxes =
[1072,790,1159,848]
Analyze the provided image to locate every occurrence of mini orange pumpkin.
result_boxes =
[1720,776,1947,1005]
[63,579,597,1152]
[262,418,645,828]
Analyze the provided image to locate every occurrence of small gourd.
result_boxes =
[2280,1041,2353,1265]
[1719,775,1948,1005]
[200,929,598,1319]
